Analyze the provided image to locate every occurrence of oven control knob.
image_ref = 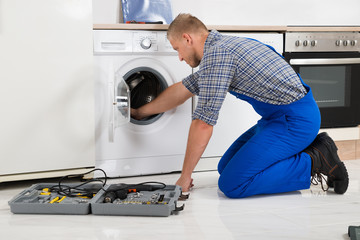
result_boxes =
[311,40,317,47]
[335,40,342,46]
[140,38,152,49]
[295,40,302,47]
[351,40,357,46]
[344,40,351,46]
[303,40,309,47]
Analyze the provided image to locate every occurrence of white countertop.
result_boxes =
[93,24,360,32]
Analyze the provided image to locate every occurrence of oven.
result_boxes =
[284,32,360,128]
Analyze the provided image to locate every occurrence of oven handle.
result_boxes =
[290,58,360,65]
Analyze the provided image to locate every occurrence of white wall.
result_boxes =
[93,0,360,25]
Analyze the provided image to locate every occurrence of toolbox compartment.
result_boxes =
[8,183,103,215]
[91,184,183,217]
[9,183,185,217]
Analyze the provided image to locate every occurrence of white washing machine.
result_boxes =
[93,30,192,177]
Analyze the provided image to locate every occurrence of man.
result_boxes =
[131,14,349,198]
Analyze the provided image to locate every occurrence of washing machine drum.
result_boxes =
[126,71,166,109]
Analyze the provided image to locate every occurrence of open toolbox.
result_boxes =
[8,183,103,215]
[9,182,188,217]
[91,183,185,217]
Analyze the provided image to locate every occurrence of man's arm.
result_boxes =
[131,81,193,120]
[130,81,212,191]
[176,119,213,192]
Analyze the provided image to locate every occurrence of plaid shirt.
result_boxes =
[182,30,307,126]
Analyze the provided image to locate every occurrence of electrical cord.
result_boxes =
[49,168,107,197]
[48,168,167,199]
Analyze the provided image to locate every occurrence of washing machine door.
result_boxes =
[109,74,130,142]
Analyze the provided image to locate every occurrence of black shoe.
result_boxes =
[304,132,349,194]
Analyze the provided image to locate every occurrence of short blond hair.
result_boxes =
[167,13,208,40]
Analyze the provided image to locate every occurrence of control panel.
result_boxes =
[225,32,284,54]
[93,30,176,54]
[132,31,175,53]
[285,32,360,52]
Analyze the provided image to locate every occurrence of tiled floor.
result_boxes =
[1,159,359,240]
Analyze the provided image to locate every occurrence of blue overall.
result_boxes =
[217,80,321,198]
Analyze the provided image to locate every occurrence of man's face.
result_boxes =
[169,35,201,68]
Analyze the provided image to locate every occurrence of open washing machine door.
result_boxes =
[124,67,167,125]
[109,74,130,142]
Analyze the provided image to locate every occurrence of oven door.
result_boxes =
[284,52,360,128]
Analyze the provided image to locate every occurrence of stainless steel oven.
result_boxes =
[284,32,360,128]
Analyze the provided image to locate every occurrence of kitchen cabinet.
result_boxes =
[0,0,95,182]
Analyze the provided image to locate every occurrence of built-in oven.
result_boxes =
[284,32,360,128]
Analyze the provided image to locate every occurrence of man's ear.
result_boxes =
[182,33,193,45]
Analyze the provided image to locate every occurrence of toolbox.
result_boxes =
[8,183,103,215]
[91,184,184,217]
[9,182,186,217]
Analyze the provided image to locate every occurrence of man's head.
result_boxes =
[167,14,209,68]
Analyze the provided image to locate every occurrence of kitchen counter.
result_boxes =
[93,24,286,32]
[93,24,360,32]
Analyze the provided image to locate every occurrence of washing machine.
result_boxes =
[93,30,192,177]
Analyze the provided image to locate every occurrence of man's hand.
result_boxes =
[176,175,194,192]
[130,108,142,120]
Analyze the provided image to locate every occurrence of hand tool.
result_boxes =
[103,183,165,203]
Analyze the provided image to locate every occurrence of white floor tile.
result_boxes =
[1,159,359,240]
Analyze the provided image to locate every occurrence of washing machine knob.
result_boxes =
[140,38,152,49]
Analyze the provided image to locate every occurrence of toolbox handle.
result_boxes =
[174,203,185,212]
[178,193,189,201]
